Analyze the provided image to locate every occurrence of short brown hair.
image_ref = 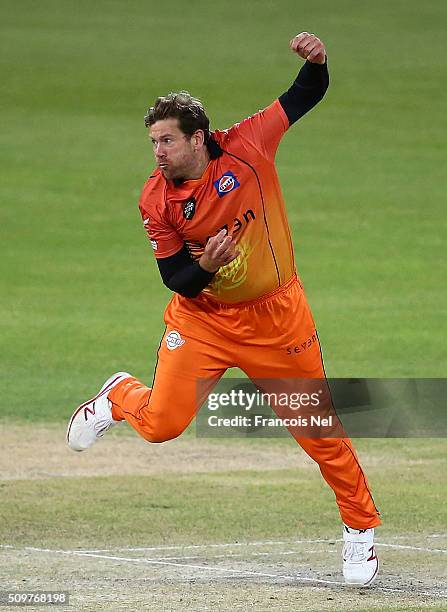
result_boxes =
[144,91,210,142]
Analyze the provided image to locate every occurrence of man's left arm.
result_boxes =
[279,32,329,126]
[226,32,329,162]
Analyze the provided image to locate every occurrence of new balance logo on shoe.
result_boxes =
[84,403,95,421]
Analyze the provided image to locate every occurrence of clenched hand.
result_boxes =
[290,32,326,64]
[199,229,239,273]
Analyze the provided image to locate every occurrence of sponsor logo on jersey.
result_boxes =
[286,333,317,355]
[183,197,196,220]
[165,330,185,351]
[204,209,256,244]
[210,239,253,293]
[150,239,158,251]
[213,171,240,198]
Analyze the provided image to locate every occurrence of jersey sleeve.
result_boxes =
[139,203,184,260]
[224,99,289,163]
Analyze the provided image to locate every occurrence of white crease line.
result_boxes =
[51,534,447,554]
[1,545,446,598]
[133,542,446,561]
[149,549,338,561]
[47,540,447,556]
[68,538,341,553]
[24,548,345,586]
[375,543,447,554]
[2,538,446,555]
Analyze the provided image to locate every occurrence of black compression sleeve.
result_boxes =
[278,60,329,126]
[156,245,216,298]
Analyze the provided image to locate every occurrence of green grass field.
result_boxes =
[1,1,446,610]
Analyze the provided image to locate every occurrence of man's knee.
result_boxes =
[142,428,182,444]
[139,417,190,443]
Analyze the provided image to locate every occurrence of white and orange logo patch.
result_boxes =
[165,330,185,351]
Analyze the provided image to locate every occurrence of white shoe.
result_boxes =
[67,372,132,452]
[342,525,379,586]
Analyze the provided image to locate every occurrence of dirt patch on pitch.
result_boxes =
[0,423,316,481]
[0,423,435,482]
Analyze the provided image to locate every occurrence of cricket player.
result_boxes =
[67,32,381,586]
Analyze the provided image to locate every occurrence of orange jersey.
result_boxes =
[139,99,296,304]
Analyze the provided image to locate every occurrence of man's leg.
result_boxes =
[236,276,380,585]
[67,302,229,449]
[109,326,226,442]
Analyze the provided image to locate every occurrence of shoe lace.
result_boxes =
[343,541,368,563]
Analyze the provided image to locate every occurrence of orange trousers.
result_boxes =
[110,275,381,530]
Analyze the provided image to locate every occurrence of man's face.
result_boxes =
[149,118,196,180]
